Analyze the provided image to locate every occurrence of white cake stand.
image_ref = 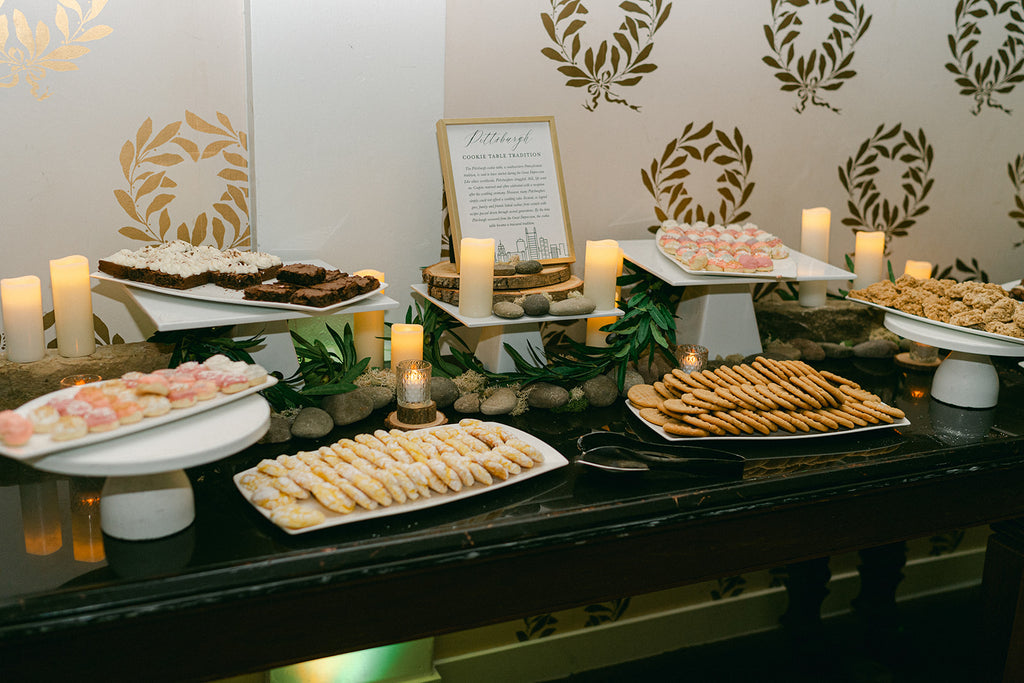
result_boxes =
[883,313,1024,409]
[619,240,853,357]
[30,395,270,540]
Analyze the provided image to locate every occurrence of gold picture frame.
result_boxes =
[437,116,575,269]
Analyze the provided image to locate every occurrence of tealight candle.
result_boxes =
[459,238,495,318]
[353,269,386,368]
[583,239,620,310]
[1,275,46,362]
[585,316,617,348]
[49,255,95,357]
[799,207,830,308]
[390,323,423,371]
[397,359,432,408]
[903,260,932,280]
[678,344,709,374]
[853,231,886,289]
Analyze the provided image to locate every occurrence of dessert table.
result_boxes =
[2,357,1024,682]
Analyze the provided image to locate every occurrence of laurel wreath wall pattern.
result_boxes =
[761,0,872,113]
[642,122,755,231]
[945,0,1024,115]
[838,123,934,255]
[540,0,671,112]
[0,0,112,100]
[115,111,250,249]
[1010,153,1024,246]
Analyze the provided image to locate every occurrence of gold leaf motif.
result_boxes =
[145,121,182,153]
[46,44,89,60]
[86,0,108,22]
[172,136,200,162]
[58,0,83,19]
[218,168,247,182]
[119,226,155,242]
[119,141,134,181]
[186,110,227,136]
[35,19,50,55]
[135,118,153,154]
[37,60,76,72]
[201,139,234,159]
[77,24,110,41]
[0,16,9,52]
[55,6,70,41]
[146,153,184,167]
[13,10,32,55]
[222,151,247,168]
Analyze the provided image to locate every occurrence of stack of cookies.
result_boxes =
[627,356,905,437]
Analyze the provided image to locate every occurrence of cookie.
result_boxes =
[627,384,664,409]
[793,375,837,408]
[862,400,906,419]
[640,407,675,426]
[805,373,846,405]
[734,364,767,385]
[692,388,734,410]
[716,365,748,386]
[663,373,690,396]
[671,368,707,390]
[820,370,860,389]
[803,410,839,430]
[840,384,881,403]
[733,409,773,435]
[680,414,727,436]
[663,421,710,437]
[751,359,788,385]
[699,412,740,435]
[821,408,856,429]
[713,410,754,434]
[712,367,743,386]
[662,398,708,415]
[689,370,720,391]
[654,381,676,400]
[762,410,798,433]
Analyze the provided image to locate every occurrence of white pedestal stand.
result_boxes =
[619,240,854,358]
[883,313,1024,409]
[411,284,622,373]
[31,394,271,540]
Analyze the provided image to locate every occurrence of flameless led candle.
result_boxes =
[49,255,95,357]
[903,260,932,280]
[585,316,616,348]
[390,323,423,371]
[799,207,830,308]
[853,231,886,289]
[1,275,46,362]
[583,239,620,310]
[459,238,495,318]
[352,269,386,368]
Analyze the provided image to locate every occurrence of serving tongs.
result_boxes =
[576,431,745,479]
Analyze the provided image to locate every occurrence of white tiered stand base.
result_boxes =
[30,394,271,540]
[619,240,854,358]
[411,284,622,373]
[883,313,1024,409]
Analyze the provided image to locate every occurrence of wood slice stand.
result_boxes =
[422,261,582,305]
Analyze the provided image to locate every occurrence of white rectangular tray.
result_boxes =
[92,258,386,314]
[234,422,570,534]
[0,375,277,461]
[628,400,909,442]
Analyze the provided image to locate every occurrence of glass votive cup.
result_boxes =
[677,345,709,374]
[909,342,938,363]
[396,359,432,409]
[60,374,102,389]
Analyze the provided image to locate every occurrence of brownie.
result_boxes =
[351,275,380,294]
[259,264,282,281]
[290,287,342,307]
[146,270,210,290]
[276,263,326,286]
[322,269,349,282]
[97,259,133,280]
[212,271,262,290]
[243,282,300,303]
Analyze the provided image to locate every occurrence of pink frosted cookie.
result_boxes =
[167,383,198,409]
[135,374,170,396]
[191,379,219,401]
[111,399,144,425]
[137,395,172,417]
[30,404,61,434]
[0,410,34,446]
[50,398,93,417]
[51,415,88,442]
[85,407,119,433]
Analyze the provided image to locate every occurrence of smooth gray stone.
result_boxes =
[527,382,570,409]
[820,342,855,358]
[522,293,550,316]
[789,337,826,361]
[259,415,292,443]
[493,263,517,276]
[359,385,394,410]
[763,340,802,360]
[583,374,619,408]
[453,393,481,413]
[493,301,525,319]
[430,376,459,409]
[321,388,374,426]
[290,407,334,439]
[481,387,518,415]
[515,259,543,274]
[549,297,596,316]
[617,368,644,396]
[853,339,899,358]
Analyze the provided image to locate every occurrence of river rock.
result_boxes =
[617,368,644,396]
[321,388,374,425]
[820,342,855,359]
[763,340,802,360]
[290,407,334,439]
[360,385,394,410]
[515,259,543,274]
[260,415,292,444]
[789,338,826,361]
[583,374,618,408]
[493,263,517,276]
[853,339,899,358]
[430,376,459,408]
[493,301,525,319]
[522,293,550,316]
[481,387,518,415]
[527,382,570,409]
[549,296,596,316]
[453,393,481,413]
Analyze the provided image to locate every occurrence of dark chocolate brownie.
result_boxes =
[213,271,263,290]
[243,282,300,303]
[290,287,342,307]
[276,263,326,286]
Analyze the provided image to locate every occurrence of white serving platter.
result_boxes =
[627,401,910,442]
[0,375,277,461]
[848,296,1024,351]
[655,227,797,279]
[92,258,386,314]
[234,422,570,534]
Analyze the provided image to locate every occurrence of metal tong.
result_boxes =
[576,431,745,479]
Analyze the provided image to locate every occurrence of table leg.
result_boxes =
[780,556,832,668]
[852,542,908,659]
[982,519,1024,682]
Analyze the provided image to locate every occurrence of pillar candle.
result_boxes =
[903,260,932,280]
[853,231,886,289]
[585,316,617,348]
[459,238,494,318]
[390,323,423,371]
[49,255,95,357]
[1,275,46,362]
[352,269,386,368]
[20,481,63,556]
[799,207,830,308]
[583,239,620,310]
